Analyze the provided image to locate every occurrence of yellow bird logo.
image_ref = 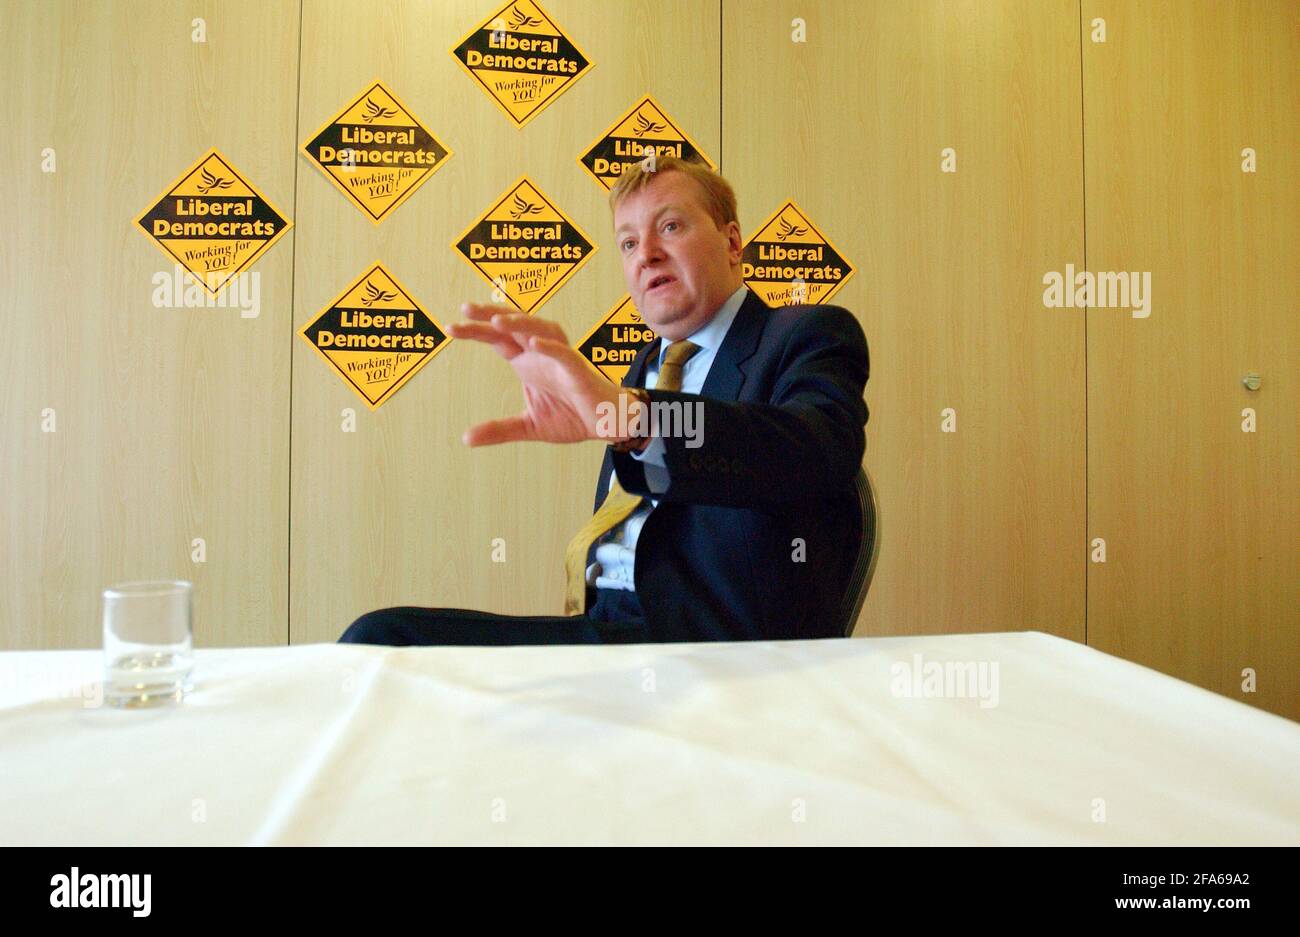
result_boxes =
[197,167,234,195]
[508,6,543,28]
[632,111,666,137]
[775,217,809,241]
[508,193,543,220]
[361,96,399,123]
[359,280,398,306]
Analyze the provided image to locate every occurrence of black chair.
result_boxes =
[839,466,881,637]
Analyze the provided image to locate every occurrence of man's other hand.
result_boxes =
[449,303,633,447]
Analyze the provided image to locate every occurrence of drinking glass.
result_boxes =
[102,580,193,707]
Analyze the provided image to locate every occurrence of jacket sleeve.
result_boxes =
[610,306,869,508]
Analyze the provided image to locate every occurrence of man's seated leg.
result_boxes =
[338,589,647,646]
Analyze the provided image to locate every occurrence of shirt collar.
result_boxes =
[656,284,748,369]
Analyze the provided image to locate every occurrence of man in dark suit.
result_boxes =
[339,156,868,646]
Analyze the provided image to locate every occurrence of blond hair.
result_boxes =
[607,155,738,230]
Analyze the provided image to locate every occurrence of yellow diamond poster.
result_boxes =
[579,95,715,190]
[301,80,452,224]
[451,0,592,128]
[453,176,595,314]
[742,200,856,306]
[299,263,449,410]
[135,149,291,296]
[576,295,657,385]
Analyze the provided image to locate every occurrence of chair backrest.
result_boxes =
[838,466,881,637]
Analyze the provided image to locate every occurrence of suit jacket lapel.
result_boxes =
[699,289,767,400]
[622,290,769,398]
[624,336,660,389]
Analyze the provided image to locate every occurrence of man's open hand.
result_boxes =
[448,303,631,447]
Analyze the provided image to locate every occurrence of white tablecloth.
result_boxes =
[1,632,1296,845]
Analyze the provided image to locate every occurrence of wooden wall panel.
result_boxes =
[0,0,297,648]
[722,0,1088,640]
[289,0,721,643]
[1083,0,1299,720]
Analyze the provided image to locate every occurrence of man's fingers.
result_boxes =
[525,334,579,361]
[490,312,568,345]
[456,304,568,350]
[447,321,499,341]
[462,414,532,447]
[448,320,523,357]
[460,302,516,322]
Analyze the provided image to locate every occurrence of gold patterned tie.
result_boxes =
[563,339,701,614]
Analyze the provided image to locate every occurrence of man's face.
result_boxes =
[614,170,742,341]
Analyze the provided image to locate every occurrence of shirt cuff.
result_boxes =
[631,435,671,493]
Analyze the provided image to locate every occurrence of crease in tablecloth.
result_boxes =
[245,650,388,846]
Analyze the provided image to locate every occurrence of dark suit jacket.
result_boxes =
[586,289,870,642]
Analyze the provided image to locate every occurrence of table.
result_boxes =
[2,632,1297,845]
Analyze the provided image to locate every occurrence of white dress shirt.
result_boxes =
[586,285,749,593]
